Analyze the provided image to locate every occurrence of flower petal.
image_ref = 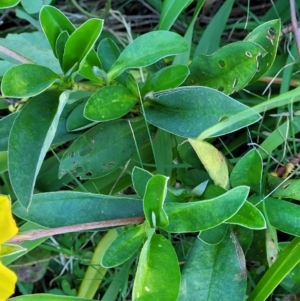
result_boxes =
[0,195,18,244]
[0,260,17,300]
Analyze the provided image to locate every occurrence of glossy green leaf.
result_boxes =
[265,198,300,236]
[230,148,262,194]
[141,65,189,95]
[144,86,261,138]
[8,91,69,208]
[62,18,103,73]
[59,118,151,179]
[144,175,169,228]
[0,0,20,8]
[108,31,188,80]
[158,0,193,30]
[9,294,97,301]
[2,64,60,98]
[245,19,281,83]
[226,201,266,230]
[198,224,229,245]
[84,85,138,122]
[0,113,17,151]
[271,178,300,201]
[133,233,180,301]
[66,100,96,131]
[132,167,153,199]
[163,186,249,233]
[178,232,247,301]
[189,139,229,189]
[102,224,146,268]
[13,191,144,228]
[40,5,75,57]
[187,41,265,94]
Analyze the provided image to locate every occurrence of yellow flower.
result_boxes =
[0,195,18,301]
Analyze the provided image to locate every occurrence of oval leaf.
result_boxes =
[226,201,266,229]
[144,86,261,138]
[102,224,146,268]
[163,186,249,233]
[144,175,169,228]
[12,191,144,228]
[108,31,188,80]
[59,118,151,179]
[133,233,181,301]
[63,18,103,73]
[178,232,247,301]
[198,224,229,245]
[189,139,229,189]
[132,167,153,199]
[84,85,138,122]
[9,91,69,209]
[186,41,265,94]
[230,148,262,194]
[2,64,60,98]
[0,0,20,8]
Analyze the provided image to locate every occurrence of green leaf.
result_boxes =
[245,19,281,83]
[186,41,265,94]
[198,224,229,245]
[40,5,75,57]
[141,65,189,95]
[84,85,138,122]
[21,0,51,14]
[163,186,249,233]
[59,118,151,179]
[2,64,60,98]
[0,244,26,258]
[55,30,69,68]
[144,175,169,228]
[0,0,20,8]
[0,113,17,151]
[189,139,229,189]
[271,178,300,201]
[265,198,300,236]
[102,224,146,268]
[230,148,263,194]
[158,0,193,30]
[8,91,69,209]
[226,201,266,230]
[133,233,180,301]
[9,294,98,301]
[132,167,153,199]
[62,18,103,73]
[144,86,261,138]
[108,31,188,80]
[178,232,247,301]
[78,50,103,82]
[97,38,120,72]
[13,191,144,228]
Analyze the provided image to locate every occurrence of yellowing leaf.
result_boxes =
[189,139,229,189]
[0,195,18,244]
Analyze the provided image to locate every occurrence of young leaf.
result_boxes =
[188,139,229,189]
[84,85,138,122]
[143,175,169,228]
[230,148,262,194]
[245,19,281,83]
[2,64,60,98]
[226,201,266,230]
[163,186,249,233]
[178,232,247,301]
[59,118,151,179]
[141,65,189,95]
[144,86,261,138]
[101,224,146,268]
[133,233,180,301]
[186,41,265,94]
[40,5,75,57]
[132,167,153,199]
[8,91,69,209]
[62,19,103,73]
[108,31,188,80]
[12,191,144,228]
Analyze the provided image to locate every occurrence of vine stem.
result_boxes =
[290,0,300,57]
[8,216,145,244]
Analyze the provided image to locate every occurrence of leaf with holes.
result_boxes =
[186,41,265,94]
[144,86,261,138]
[245,19,281,83]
